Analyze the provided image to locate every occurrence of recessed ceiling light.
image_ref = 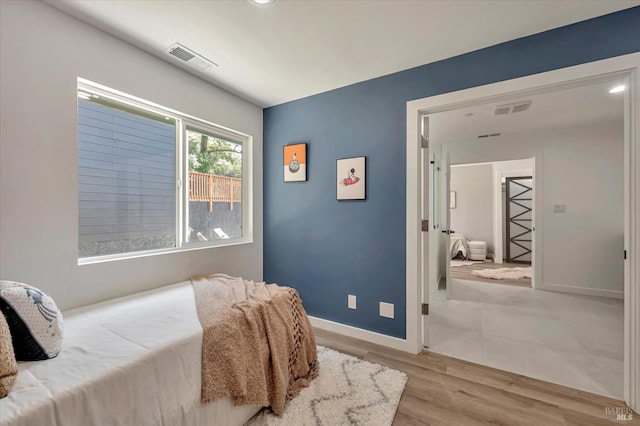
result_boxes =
[250,0,274,4]
[609,85,625,94]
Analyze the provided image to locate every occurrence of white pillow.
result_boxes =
[0,280,63,360]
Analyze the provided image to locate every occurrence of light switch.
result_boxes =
[553,204,566,213]
[348,295,356,310]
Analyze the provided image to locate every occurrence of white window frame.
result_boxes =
[77,78,253,265]
[181,120,251,250]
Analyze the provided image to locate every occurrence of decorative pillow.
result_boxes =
[0,312,18,398]
[0,281,63,360]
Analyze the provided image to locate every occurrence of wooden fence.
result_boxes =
[189,171,241,212]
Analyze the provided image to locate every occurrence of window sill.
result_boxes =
[77,237,253,266]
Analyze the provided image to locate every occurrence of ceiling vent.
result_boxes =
[166,43,218,72]
[494,100,531,116]
[477,133,501,139]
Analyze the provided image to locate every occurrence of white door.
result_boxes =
[443,150,453,299]
[421,115,432,346]
[422,116,450,347]
[423,152,441,345]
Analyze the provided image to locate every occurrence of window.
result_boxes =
[186,126,242,242]
[77,79,251,262]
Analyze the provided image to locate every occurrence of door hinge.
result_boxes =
[422,303,429,315]
[421,135,429,149]
[624,250,627,260]
[421,220,429,232]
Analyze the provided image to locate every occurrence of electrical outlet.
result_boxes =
[379,302,394,319]
[553,204,566,213]
[348,295,356,310]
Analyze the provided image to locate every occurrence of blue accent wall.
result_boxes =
[264,7,640,339]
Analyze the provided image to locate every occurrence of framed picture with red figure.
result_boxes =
[337,156,365,200]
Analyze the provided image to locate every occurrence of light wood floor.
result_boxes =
[450,261,531,288]
[314,328,638,425]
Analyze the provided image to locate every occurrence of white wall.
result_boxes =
[0,1,264,310]
[446,121,624,297]
[450,164,494,254]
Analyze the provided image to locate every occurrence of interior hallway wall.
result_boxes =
[450,164,494,254]
[446,121,624,297]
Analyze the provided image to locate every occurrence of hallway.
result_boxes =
[428,279,624,399]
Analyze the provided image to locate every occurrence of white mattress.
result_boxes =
[0,282,260,426]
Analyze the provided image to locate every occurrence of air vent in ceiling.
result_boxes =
[166,43,218,72]
[512,102,531,113]
[477,133,501,139]
[169,45,195,62]
[494,100,531,116]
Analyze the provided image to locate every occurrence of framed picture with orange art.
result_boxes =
[283,143,307,182]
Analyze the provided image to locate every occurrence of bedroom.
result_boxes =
[1,1,640,424]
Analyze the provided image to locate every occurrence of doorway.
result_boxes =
[446,161,535,290]
[406,54,639,411]
[425,78,625,399]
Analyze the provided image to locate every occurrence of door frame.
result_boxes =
[442,160,537,289]
[405,52,639,411]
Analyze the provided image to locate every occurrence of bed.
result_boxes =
[0,281,275,426]
[450,233,469,259]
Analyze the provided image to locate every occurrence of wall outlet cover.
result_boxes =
[553,204,566,213]
[379,302,394,319]
[348,294,356,310]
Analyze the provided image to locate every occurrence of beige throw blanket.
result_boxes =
[190,274,319,415]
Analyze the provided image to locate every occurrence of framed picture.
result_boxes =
[450,191,457,209]
[283,143,307,182]
[337,156,366,200]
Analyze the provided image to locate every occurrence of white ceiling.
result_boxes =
[47,0,639,107]
[430,76,626,145]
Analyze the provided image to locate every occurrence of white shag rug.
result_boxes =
[246,346,408,426]
[472,266,532,280]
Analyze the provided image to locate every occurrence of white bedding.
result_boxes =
[450,233,469,259]
[0,282,260,426]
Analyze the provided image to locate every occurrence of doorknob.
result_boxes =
[441,229,455,235]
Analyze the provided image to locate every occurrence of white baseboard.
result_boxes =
[538,283,623,299]
[308,316,411,352]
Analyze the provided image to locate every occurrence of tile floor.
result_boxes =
[427,278,625,399]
